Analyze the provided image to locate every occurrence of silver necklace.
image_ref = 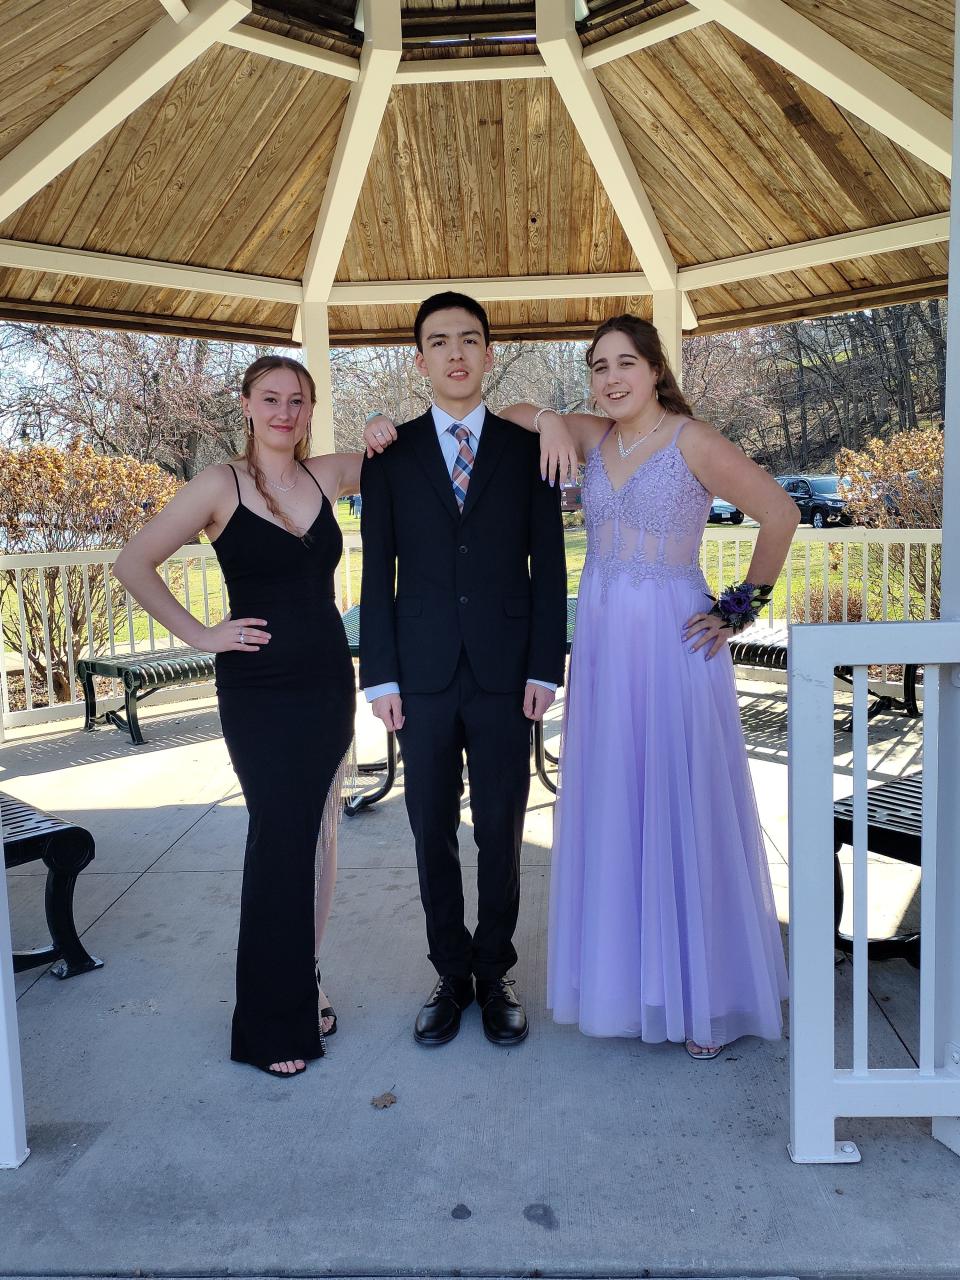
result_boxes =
[265,464,299,493]
[616,406,667,458]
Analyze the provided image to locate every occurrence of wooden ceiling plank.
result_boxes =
[546,81,575,277]
[0,0,252,224]
[382,87,449,279]
[737,46,912,227]
[525,79,550,278]
[688,0,951,175]
[502,80,530,279]
[697,28,878,234]
[536,0,677,290]
[0,5,159,160]
[582,3,712,67]
[644,35,838,245]
[77,47,254,258]
[0,239,302,302]
[452,84,491,277]
[601,52,816,259]
[837,108,951,217]
[186,72,347,271]
[476,80,510,277]
[220,23,360,80]
[301,0,401,302]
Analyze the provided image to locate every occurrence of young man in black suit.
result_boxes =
[359,292,567,1046]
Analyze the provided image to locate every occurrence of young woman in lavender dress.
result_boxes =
[365,315,799,1057]
[509,316,798,1057]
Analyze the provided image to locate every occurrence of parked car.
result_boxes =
[708,497,744,524]
[776,474,851,528]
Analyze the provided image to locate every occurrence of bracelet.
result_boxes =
[708,580,773,632]
[364,410,387,425]
[532,406,556,434]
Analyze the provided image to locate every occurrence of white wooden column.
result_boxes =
[0,847,29,1169]
[301,302,334,454]
[653,289,683,388]
[931,0,960,1159]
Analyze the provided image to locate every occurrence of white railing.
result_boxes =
[700,525,941,624]
[0,535,362,736]
[0,527,940,733]
[788,620,960,1163]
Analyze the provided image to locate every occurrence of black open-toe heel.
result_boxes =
[317,969,338,1036]
[254,1060,308,1078]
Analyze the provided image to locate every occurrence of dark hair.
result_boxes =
[239,356,317,532]
[414,291,491,351]
[585,314,692,417]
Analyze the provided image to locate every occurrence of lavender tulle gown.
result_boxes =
[547,420,787,1046]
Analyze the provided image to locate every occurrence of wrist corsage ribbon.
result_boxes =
[708,580,773,632]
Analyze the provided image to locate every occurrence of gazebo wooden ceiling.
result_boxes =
[0,0,952,369]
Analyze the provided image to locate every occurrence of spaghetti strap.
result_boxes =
[227,463,242,501]
[669,417,691,446]
[298,460,325,499]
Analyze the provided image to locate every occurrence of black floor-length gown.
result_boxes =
[212,463,355,1067]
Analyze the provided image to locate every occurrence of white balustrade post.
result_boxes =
[0,841,29,1168]
[931,0,960,1158]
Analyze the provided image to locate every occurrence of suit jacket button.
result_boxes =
[459,595,468,604]
[459,545,468,554]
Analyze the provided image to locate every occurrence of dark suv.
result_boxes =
[776,475,850,528]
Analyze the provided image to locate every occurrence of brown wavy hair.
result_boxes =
[239,356,317,532]
[585,315,692,417]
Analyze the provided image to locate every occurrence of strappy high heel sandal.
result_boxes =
[316,969,338,1036]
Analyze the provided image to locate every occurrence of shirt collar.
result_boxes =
[431,402,486,441]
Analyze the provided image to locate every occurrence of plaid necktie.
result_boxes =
[449,424,474,511]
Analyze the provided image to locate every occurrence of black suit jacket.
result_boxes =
[359,409,567,695]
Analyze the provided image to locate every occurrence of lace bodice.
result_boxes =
[581,422,712,597]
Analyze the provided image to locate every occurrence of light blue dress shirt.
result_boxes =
[363,403,557,701]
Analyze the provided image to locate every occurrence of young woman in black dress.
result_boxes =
[114,357,358,1078]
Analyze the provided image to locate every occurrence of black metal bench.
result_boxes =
[2,793,103,979]
[78,648,215,746]
[729,625,920,720]
[833,773,922,965]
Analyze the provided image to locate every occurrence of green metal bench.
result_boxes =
[2,792,103,979]
[78,648,216,746]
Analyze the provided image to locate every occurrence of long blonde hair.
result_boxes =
[585,315,692,417]
[240,356,316,532]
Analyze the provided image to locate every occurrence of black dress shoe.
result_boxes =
[414,975,474,1045]
[475,977,528,1045]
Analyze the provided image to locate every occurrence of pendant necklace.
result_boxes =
[617,405,667,459]
[265,465,299,493]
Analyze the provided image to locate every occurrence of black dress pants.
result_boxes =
[397,651,531,980]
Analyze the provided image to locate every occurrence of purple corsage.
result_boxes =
[708,580,773,632]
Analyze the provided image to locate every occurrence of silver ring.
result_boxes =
[375,430,383,439]
[239,630,245,645]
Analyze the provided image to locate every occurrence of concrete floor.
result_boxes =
[0,683,953,1280]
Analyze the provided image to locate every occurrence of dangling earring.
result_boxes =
[246,416,254,435]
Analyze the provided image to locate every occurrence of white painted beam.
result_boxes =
[328,271,652,306]
[582,3,712,69]
[535,0,677,292]
[681,294,698,330]
[689,0,951,177]
[160,0,190,19]
[654,289,683,383]
[301,0,401,303]
[0,240,302,303]
[220,25,360,81]
[300,302,334,452]
[395,55,548,84]
[0,0,251,224]
[679,212,950,291]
